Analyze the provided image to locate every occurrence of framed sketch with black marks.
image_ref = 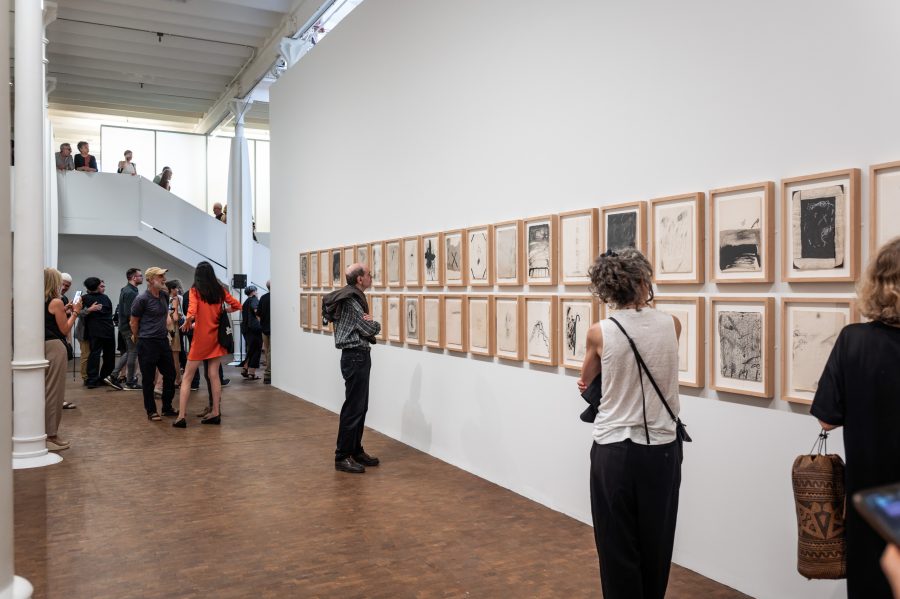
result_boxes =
[710,297,774,398]
[782,168,860,282]
[524,215,559,286]
[559,209,598,286]
[870,161,900,259]
[423,295,443,348]
[309,294,320,331]
[781,298,857,405]
[356,244,370,269]
[370,241,385,288]
[404,295,423,346]
[331,248,343,288]
[493,220,524,286]
[601,201,647,255]
[653,296,705,388]
[343,247,355,274]
[710,182,774,284]
[422,233,444,287]
[492,295,523,361]
[309,251,319,288]
[558,295,598,370]
[442,295,467,352]
[404,236,423,287]
[368,294,386,341]
[386,295,403,343]
[319,250,331,289]
[299,253,309,289]
[524,295,558,366]
[443,229,467,287]
[466,295,492,356]
[385,239,403,288]
[466,225,494,287]
[299,293,310,329]
[649,193,705,285]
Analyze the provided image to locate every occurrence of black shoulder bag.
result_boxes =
[217,303,234,353]
[608,317,692,445]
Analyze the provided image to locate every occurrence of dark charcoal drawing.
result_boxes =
[718,311,762,382]
[606,212,637,251]
[469,231,488,281]
[424,238,437,281]
[406,300,418,336]
[528,223,551,278]
[799,195,837,260]
[445,235,462,278]
[565,306,581,355]
[719,227,761,271]
[300,255,308,282]
[332,251,341,282]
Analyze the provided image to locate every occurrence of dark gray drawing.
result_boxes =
[445,235,462,279]
[565,306,581,355]
[424,238,438,281]
[718,311,762,382]
[406,299,418,337]
[606,212,637,251]
[300,255,308,284]
[791,184,845,270]
[528,223,551,279]
[371,245,383,281]
[332,250,341,283]
[469,230,488,281]
[719,226,761,271]
[799,195,837,260]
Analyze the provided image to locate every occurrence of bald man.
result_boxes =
[322,262,381,473]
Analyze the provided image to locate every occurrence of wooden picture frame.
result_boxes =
[524,214,559,286]
[370,241,385,288]
[493,219,524,286]
[466,295,493,356]
[709,297,774,398]
[368,294,387,341]
[781,297,857,405]
[343,246,355,274]
[524,295,558,366]
[422,233,444,287]
[443,229,467,287]
[600,201,647,255]
[404,295,423,345]
[330,248,343,288]
[442,295,467,352]
[386,294,404,343]
[385,239,403,288]
[319,250,331,289]
[653,296,705,388]
[299,253,310,289]
[710,182,775,284]
[356,244,370,269]
[649,192,705,285]
[781,168,861,283]
[299,293,310,329]
[466,225,494,287]
[309,294,321,331]
[403,236,423,287]
[558,295,599,370]
[422,295,444,348]
[559,209,598,286]
[492,295,524,361]
[869,161,900,260]
[309,251,319,288]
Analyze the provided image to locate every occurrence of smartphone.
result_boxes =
[73,290,83,304]
[853,483,900,546]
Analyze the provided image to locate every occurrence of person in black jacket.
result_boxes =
[241,286,262,380]
[83,277,122,390]
[110,268,143,390]
[257,281,271,384]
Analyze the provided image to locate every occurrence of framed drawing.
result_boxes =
[385,239,403,288]
[781,298,857,405]
[443,295,467,352]
[559,209,598,286]
[600,201,647,255]
[649,192,705,285]
[710,297,774,398]
[782,168,860,282]
[870,161,900,259]
[386,295,403,343]
[319,251,330,289]
[466,295,492,356]
[356,244,370,268]
[343,246,355,272]
[404,236,423,287]
[404,295,423,345]
[558,295,598,370]
[653,296,705,388]
[524,295,558,366]
[299,293,309,329]
[493,220,524,286]
[299,253,310,289]
[524,215,559,285]
[331,248,343,287]
[309,294,320,331]
[371,241,385,288]
[422,233,444,287]
[492,295,523,361]
[309,251,319,288]
[368,294,387,341]
[710,182,774,284]
[443,229,467,287]
[466,225,493,287]
[423,295,444,348]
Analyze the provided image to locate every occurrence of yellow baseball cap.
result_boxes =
[144,266,168,280]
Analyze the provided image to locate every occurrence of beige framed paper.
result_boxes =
[466,225,493,287]
[385,239,403,288]
[710,182,775,284]
[423,295,444,348]
[443,295,467,352]
[870,161,900,259]
[493,220,524,286]
[710,297,774,398]
[782,168,860,283]
[654,296,705,388]
[524,215,559,286]
[403,236,423,287]
[404,295,423,346]
[368,294,387,341]
[558,295,599,370]
[299,253,310,289]
[559,209,598,286]
[330,248,343,288]
[309,294,321,331]
[309,251,319,288]
[781,298,857,405]
[299,293,310,329]
[343,246,355,274]
[649,193,705,285]
[319,251,330,289]
[524,295,558,366]
[422,233,444,287]
[466,295,492,356]
[356,244,370,269]
[600,201,647,255]
[386,295,403,343]
[443,229,467,287]
[370,241,385,288]
[492,295,523,361]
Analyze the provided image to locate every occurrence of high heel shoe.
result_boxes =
[200,415,221,425]
[172,418,186,428]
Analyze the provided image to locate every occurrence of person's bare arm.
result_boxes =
[882,545,900,599]
[577,324,604,393]
[130,316,140,343]
[818,420,839,431]
[50,298,81,336]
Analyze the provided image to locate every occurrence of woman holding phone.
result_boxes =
[44,268,82,451]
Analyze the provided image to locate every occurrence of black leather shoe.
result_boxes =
[353,452,379,467]
[334,457,365,473]
[172,418,186,428]
[161,409,179,417]
[201,415,221,425]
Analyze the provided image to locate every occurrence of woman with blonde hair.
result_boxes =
[812,237,900,598]
[44,267,82,451]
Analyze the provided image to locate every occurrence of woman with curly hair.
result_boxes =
[812,237,900,599]
[577,248,682,599]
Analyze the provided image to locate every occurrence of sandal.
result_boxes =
[147,412,161,421]
[63,402,77,409]
[240,369,249,378]
[245,375,261,381]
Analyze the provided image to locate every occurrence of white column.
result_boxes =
[12,0,60,471]
[42,3,58,268]
[226,98,255,285]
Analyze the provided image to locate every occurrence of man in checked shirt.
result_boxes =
[323,263,382,473]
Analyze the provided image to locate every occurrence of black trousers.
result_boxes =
[589,439,681,599]
[335,348,371,460]
[86,336,116,386]
[243,330,262,369]
[137,337,176,415]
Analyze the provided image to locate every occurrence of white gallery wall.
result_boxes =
[269,2,900,598]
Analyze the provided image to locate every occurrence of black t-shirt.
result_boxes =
[82,292,115,339]
[257,293,270,335]
[242,296,261,333]
[74,154,98,170]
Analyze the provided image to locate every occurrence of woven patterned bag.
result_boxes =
[792,430,847,579]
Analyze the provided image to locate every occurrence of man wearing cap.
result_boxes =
[240,285,263,380]
[130,267,178,421]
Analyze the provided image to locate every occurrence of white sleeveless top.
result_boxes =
[120,162,136,175]
[592,308,680,446]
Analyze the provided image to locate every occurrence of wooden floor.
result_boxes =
[14,365,750,599]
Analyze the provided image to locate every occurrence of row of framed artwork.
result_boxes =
[298,291,856,406]
[299,161,900,289]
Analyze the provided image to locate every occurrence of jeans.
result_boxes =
[137,337,176,415]
[111,332,138,384]
[335,348,371,460]
[86,336,116,386]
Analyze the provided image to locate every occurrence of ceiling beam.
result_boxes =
[47,45,240,78]
[47,36,250,70]
[47,67,227,95]
[49,101,204,121]
[44,55,231,87]
[61,0,285,29]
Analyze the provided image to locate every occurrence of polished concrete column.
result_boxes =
[11,0,59,471]
[226,98,255,288]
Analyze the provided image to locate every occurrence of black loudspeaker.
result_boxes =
[232,274,247,290]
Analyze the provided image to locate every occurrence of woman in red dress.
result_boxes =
[173,261,240,427]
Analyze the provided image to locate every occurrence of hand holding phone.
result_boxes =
[73,290,82,304]
[853,483,900,546]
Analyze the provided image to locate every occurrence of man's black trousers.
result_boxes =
[335,348,371,460]
[243,330,262,369]
[85,336,116,386]
[589,439,681,599]
[136,337,176,415]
